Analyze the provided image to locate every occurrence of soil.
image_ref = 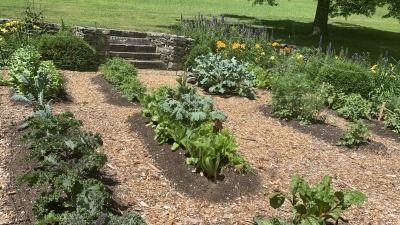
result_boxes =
[1,69,400,225]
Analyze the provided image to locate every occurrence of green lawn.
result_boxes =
[1,0,399,60]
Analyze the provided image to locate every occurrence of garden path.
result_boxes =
[1,70,399,224]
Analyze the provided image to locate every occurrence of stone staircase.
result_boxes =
[109,33,167,69]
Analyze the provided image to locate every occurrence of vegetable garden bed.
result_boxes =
[1,69,400,224]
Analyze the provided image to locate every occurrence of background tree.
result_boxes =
[251,0,400,36]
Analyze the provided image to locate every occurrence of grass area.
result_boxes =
[1,0,399,60]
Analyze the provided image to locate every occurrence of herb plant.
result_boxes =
[269,72,324,125]
[255,175,367,225]
[337,120,372,147]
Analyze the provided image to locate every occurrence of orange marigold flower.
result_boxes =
[283,47,291,54]
[272,42,280,47]
[216,41,226,49]
[232,42,241,49]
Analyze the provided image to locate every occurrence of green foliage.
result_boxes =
[337,120,372,147]
[181,122,249,180]
[381,95,400,133]
[185,43,212,70]
[99,57,146,101]
[256,175,367,225]
[334,93,372,121]
[316,60,376,98]
[17,111,146,224]
[38,31,98,71]
[193,52,257,99]
[251,65,269,88]
[269,72,325,125]
[8,46,63,98]
[141,75,249,180]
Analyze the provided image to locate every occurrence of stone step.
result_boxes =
[128,60,167,70]
[109,30,147,38]
[109,44,156,53]
[110,52,161,60]
[109,36,151,45]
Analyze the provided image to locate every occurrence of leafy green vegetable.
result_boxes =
[256,175,367,225]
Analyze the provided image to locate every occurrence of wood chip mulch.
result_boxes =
[1,69,399,225]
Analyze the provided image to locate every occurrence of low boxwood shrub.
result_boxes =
[192,52,257,99]
[99,57,146,101]
[185,43,212,70]
[269,72,325,125]
[316,60,376,98]
[38,31,98,71]
[8,46,63,98]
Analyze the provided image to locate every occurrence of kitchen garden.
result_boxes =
[1,9,399,225]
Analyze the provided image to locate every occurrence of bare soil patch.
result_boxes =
[1,69,400,225]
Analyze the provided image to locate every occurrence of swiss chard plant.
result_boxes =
[254,175,367,225]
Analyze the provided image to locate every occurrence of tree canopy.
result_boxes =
[251,0,400,36]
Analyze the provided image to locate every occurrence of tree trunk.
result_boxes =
[311,0,330,36]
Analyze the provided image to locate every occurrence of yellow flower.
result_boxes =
[261,52,265,56]
[370,64,378,73]
[270,55,275,61]
[33,25,40,30]
[296,53,304,60]
[283,47,291,55]
[232,42,241,49]
[5,22,11,27]
[0,28,8,33]
[255,43,261,49]
[272,42,280,47]
[240,43,246,49]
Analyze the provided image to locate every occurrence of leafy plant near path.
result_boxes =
[337,120,372,148]
[141,75,249,180]
[254,175,367,225]
[192,52,257,99]
[17,112,146,225]
[99,57,146,101]
[334,93,372,121]
[8,46,63,98]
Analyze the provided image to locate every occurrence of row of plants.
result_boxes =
[99,57,250,181]
[0,5,98,71]
[6,42,146,224]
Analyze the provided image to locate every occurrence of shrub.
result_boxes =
[99,57,146,101]
[185,43,212,70]
[334,93,372,121]
[337,120,372,147]
[316,60,376,98]
[382,95,400,133]
[38,31,98,71]
[269,72,324,125]
[192,52,257,99]
[8,46,63,98]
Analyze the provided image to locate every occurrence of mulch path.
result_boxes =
[1,69,400,225]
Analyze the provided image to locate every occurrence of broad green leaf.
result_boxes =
[171,142,180,151]
[269,192,285,209]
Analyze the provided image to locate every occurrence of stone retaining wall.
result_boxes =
[0,18,195,70]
